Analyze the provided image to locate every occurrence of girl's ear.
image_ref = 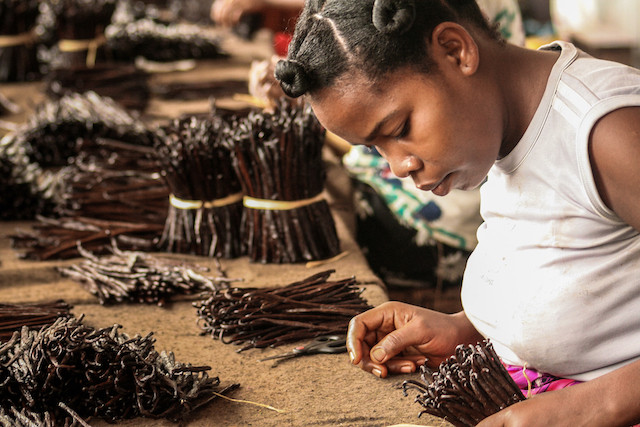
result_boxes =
[430,22,479,76]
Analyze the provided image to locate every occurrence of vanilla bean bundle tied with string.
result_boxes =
[58,243,239,305]
[0,0,41,82]
[194,269,372,352]
[0,316,239,425]
[155,115,244,258]
[227,99,340,263]
[402,340,526,427]
[40,0,117,70]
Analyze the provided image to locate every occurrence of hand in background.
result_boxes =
[211,0,266,27]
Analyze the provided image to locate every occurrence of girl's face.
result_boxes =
[310,66,504,196]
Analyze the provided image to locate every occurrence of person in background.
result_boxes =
[274,0,640,425]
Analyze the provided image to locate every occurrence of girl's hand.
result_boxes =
[346,301,482,378]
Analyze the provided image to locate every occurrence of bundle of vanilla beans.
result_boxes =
[0,300,72,342]
[106,18,227,62]
[58,243,239,305]
[0,0,41,82]
[227,99,340,263]
[402,340,526,427]
[4,91,153,167]
[194,269,371,351]
[39,0,117,70]
[46,63,151,111]
[155,114,244,258]
[0,316,239,425]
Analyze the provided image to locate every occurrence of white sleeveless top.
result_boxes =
[461,41,640,381]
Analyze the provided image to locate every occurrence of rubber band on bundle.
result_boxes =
[243,192,325,211]
[169,192,244,210]
[0,30,37,48]
[58,34,107,67]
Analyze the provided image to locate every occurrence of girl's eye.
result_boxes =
[396,118,411,140]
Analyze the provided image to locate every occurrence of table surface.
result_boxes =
[0,28,447,427]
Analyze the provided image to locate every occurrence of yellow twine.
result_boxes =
[211,391,286,413]
[58,34,107,67]
[169,192,244,210]
[0,30,37,48]
[522,363,532,398]
[305,251,349,268]
[243,192,325,211]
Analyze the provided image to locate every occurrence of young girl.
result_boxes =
[274,0,640,425]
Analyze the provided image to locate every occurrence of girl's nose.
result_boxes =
[389,155,420,178]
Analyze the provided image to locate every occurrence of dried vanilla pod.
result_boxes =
[155,114,244,258]
[106,18,228,62]
[194,269,372,352]
[227,99,340,264]
[0,300,73,342]
[58,243,239,305]
[0,316,239,425]
[402,340,526,427]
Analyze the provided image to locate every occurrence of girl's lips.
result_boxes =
[416,174,448,194]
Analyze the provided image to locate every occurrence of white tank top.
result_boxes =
[461,41,640,381]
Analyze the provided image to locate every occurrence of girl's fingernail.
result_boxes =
[400,365,414,373]
[348,351,355,363]
[372,368,382,378]
[371,347,386,363]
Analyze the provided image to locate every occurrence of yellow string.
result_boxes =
[58,34,107,67]
[243,193,325,211]
[0,30,36,48]
[211,391,286,413]
[305,251,349,268]
[169,192,244,210]
[522,363,532,398]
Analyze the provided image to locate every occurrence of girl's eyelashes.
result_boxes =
[396,118,411,140]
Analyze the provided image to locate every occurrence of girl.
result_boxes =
[274,0,640,425]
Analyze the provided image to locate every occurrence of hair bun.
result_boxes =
[274,60,310,98]
[372,0,416,35]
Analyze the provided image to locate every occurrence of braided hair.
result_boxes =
[275,0,500,98]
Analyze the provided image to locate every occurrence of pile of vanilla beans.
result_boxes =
[194,269,371,351]
[155,114,244,258]
[58,243,238,305]
[402,340,526,427]
[227,99,340,263]
[5,91,153,167]
[0,0,41,82]
[0,316,238,425]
